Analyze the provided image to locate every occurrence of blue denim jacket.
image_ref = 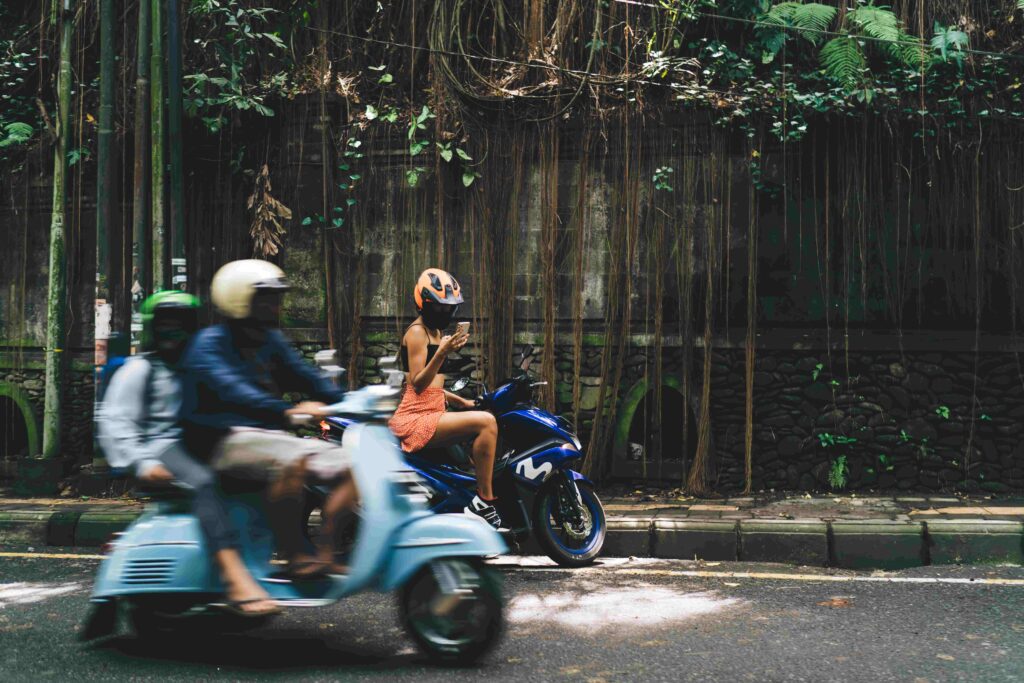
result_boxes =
[179,323,345,456]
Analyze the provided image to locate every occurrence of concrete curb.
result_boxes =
[2,508,1023,568]
[739,519,829,565]
[831,520,925,570]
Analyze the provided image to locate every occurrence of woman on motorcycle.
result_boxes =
[389,268,504,531]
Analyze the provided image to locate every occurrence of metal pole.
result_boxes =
[43,0,75,459]
[132,0,152,350]
[150,0,167,290]
[94,0,116,467]
[166,0,186,290]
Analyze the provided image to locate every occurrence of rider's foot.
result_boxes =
[224,580,279,616]
[465,495,507,531]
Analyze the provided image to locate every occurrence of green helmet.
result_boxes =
[140,290,201,351]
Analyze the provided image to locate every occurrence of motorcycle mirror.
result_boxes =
[450,377,470,393]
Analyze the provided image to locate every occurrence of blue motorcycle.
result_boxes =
[81,386,507,664]
[317,347,606,567]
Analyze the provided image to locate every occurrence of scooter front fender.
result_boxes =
[380,514,507,591]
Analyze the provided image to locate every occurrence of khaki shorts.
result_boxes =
[211,427,351,482]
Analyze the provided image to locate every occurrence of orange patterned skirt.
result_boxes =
[389,386,445,453]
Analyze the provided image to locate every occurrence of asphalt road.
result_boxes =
[2,548,1023,682]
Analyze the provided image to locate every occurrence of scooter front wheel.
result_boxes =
[398,558,503,664]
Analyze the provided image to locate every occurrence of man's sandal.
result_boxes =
[213,599,282,618]
[285,558,332,580]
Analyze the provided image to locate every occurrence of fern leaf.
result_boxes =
[0,122,33,149]
[791,3,836,45]
[820,36,865,89]
[848,6,902,44]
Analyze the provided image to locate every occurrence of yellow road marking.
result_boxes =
[0,551,105,560]
[603,567,1024,586]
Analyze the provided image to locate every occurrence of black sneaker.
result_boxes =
[465,495,507,532]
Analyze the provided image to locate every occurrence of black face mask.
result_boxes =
[154,328,190,366]
[421,302,458,331]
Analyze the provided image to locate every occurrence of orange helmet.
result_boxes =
[413,268,463,311]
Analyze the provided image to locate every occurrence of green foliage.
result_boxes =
[184,0,293,132]
[818,432,857,448]
[0,27,40,165]
[653,166,675,191]
[827,455,849,490]
[0,122,32,149]
[757,2,837,63]
[935,405,950,419]
[819,36,866,89]
[811,362,824,381]
[930,23,969,66]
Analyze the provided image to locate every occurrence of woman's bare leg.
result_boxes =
[427,411,499,499]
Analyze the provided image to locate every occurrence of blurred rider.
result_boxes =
[98,291,279,617]
[180,260,356,577]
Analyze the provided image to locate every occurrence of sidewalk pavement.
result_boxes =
[2,489,1024,569]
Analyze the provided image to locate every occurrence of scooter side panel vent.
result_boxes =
[121,558,177,585]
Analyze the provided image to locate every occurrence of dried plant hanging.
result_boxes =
[247,164,292,258]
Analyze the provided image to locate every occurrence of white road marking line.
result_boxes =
[492,556,1024,586]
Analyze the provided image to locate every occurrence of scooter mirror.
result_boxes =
[450,377,469,392]
[314,349,346,386]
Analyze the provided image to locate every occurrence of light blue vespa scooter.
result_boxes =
[81,385,507,664]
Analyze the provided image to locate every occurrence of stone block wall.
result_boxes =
[1,365,94,466]
[342,326,1024,493]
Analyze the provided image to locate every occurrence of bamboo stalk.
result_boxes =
[43,0,75,459]
[151,0,167,290]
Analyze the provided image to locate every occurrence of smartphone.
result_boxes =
[455,321,470,336]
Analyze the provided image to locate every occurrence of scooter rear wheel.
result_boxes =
[398,558,503,665]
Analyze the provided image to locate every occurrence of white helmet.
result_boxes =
[210,259,289,319]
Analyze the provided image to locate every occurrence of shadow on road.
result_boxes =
[85,627,457,674]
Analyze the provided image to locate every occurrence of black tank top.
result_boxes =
[399,323,439,372]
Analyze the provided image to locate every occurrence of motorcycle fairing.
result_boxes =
[499,407,579,446]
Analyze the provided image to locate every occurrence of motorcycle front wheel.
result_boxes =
[533,480,606,567]
[398,558,503,664]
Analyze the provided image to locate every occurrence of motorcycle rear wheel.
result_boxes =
[533,480,606,567]
[398,558,503,665]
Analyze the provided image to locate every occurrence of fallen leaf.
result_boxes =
[560,667,582,675]
[936,654,955,661]
[964,634,982,640]
[724,582,740,587]
[817,597,853,608]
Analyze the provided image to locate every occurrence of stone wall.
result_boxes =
[0,361,94,466]
[342,325,1024,493]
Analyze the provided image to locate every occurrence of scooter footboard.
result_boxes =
[380,514,507,591]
